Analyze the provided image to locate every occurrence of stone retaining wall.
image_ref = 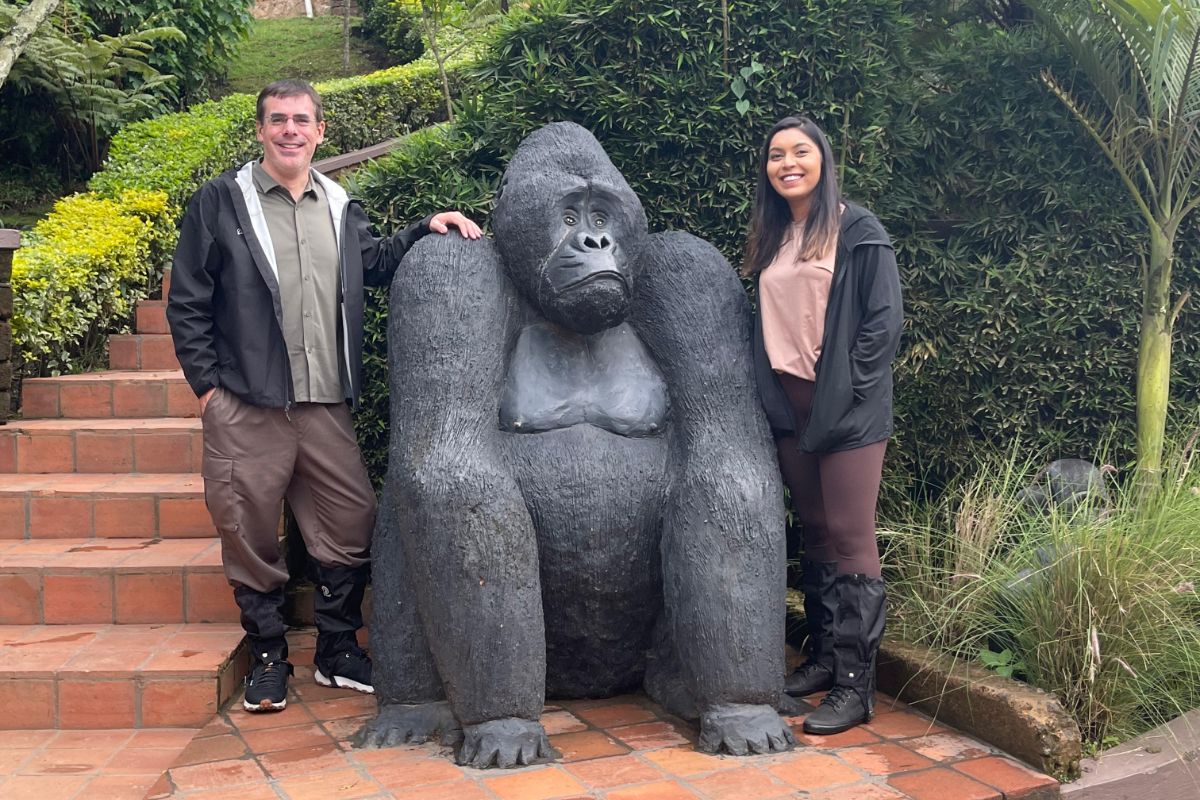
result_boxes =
[253,0,358,20]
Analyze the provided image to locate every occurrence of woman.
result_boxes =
[744,116,902,735]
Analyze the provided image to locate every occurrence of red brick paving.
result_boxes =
[0,728,193,799]
[133,631,1059,799]
[0,627,1062,798]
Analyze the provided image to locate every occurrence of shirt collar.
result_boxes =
[252,160,317,199]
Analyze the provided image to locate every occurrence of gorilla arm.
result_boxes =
[381,233,555,768]
[632,232,794,755]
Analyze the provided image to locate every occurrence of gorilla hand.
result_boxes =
[456,718,559,769]
[355,701,462,748]
[697,703,796,756]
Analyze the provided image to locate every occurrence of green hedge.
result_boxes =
[16,58,462,378]
[349,0,1200,490]
[90,60,457,207]
[12,190,173,373]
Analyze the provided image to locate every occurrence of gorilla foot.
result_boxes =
[355,701,462,748]
[456,718,559,769]
[697,703,796,756]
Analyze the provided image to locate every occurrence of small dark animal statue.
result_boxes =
[359,122,793,768]
[1017,458,1114,514]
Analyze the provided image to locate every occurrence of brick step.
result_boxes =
[0,538,236,625]
[135,300,169,335]
[0,473,213,540]
[0,418,202,474]
[20,370,198,420]
[0,622,247,729]
[109,334,179,371]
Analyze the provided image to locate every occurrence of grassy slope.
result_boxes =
[220,16,395,96]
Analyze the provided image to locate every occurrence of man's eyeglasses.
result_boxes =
[265,114,317,128]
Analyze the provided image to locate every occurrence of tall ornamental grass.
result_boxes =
[883,441,1200,748]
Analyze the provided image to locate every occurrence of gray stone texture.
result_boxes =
[364,123,791,767]
[1062,707,1200,799]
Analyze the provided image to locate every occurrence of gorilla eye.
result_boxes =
[563,212,578,226]
[594,215,607,228]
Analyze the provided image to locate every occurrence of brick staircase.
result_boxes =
[0,269,249,730]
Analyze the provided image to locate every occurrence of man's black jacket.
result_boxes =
[167,162,430,408]
[752,201,903,452]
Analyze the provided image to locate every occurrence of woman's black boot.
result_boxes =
[803,574,886,735]
[784,559,838,697]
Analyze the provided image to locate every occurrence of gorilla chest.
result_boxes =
[500,322,669,436]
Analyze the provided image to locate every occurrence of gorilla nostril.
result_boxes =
[579,234,612,251]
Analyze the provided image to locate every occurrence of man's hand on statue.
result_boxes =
[429,211,483,239]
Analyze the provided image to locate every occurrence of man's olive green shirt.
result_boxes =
[252,162,343,403]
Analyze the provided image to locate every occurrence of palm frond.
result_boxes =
[1044,69,1160,221]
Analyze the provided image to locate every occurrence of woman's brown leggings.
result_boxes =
[775,374,885,577]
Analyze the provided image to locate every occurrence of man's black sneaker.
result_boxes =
[244,659,293,712]
[802,684,872,735]
[314,645,373,694]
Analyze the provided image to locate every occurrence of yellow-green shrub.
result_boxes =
[12,190,172,375]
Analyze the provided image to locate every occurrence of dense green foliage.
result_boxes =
[0,164,61,225]
[88,92,259,207]
[15,58,457,377]
[0,1,185,179]
[361,0,425,64]
[349,0,1200,491]
[79,0,253,101]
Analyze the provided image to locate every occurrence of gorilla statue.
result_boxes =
[359,122,793,768]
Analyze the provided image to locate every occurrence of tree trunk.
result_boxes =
[0,0,61,90]
[1136,224,1174,491]
[424,15,453,123]
[343,0,351,71]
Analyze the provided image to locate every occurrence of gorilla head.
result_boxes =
[492,122,649,335]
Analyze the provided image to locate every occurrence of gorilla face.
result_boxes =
[492,122,649,336]
[535,184,634,334]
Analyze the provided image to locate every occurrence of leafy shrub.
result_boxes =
[881,23,1157,491]
[0,2,187,179]
[79,0,255,102]
[90,93,259,208]
[11,190,172,373]
[362,0,426,64]
[0,166,61,215]
[91,59,455,208]
[317,62,456,153]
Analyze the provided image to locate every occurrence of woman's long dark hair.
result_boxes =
[741,116,841,277]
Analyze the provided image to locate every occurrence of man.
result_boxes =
[167,79,481,712]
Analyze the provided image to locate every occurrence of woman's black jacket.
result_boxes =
[752,201,903,452]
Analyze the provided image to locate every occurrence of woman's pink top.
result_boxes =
[759,223,838,382]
